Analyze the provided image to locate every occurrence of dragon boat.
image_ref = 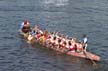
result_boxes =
[18,25,100,61]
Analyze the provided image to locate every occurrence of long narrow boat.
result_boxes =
[18,27,100,61]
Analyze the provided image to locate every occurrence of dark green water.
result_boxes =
[0,0,108,71]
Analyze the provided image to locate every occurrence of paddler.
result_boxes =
[75,42,83,53]
[67,39,77,52]
[27,30,36,41]
[83,34,88,51]
[57,37,62,49]
[71,38,78,52]
[20,20,31,33]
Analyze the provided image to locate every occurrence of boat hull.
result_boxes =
[18,30,100,61]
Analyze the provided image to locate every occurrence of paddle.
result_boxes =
[83,50,98,67]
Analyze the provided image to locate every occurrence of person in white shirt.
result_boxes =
[83,34,88,51]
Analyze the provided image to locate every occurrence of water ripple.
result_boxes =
[0,0,108,71]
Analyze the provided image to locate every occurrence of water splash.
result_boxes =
[42,0,69,7]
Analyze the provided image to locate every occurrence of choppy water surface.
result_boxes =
[0,0,108,71]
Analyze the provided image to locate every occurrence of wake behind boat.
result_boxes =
[18,20,100,61]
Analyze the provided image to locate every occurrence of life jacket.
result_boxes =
[72,43,77,51]
[35,33,41,38]
[69,45,75,51]
[77,43,83,51]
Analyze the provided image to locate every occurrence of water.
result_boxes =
[0,0,108,71]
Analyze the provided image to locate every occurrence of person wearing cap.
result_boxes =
[21,20,31,33]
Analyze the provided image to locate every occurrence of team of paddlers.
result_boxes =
[20,20,88,53]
